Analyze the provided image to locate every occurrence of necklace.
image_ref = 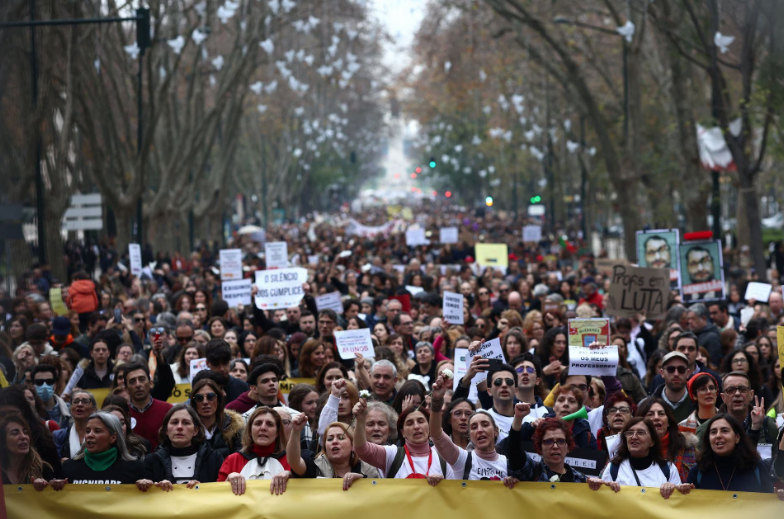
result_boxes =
[715,466,735,491]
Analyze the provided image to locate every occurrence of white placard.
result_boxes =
[605,434,621,459]
[219,249,243,281]
[316,291,344,314]
[440,227,459,244]
[335,328,373,359]
[406,285,424,296]
[308,254,320,265]
[740,307,755,327]
[523,225,542,243]
[568,345,619,377]
[744,282,773,303]
[254,268,307,310]
[757,443,772,460]
[405,229,429,246]
[443,291,464,325]
[189,358,208,383]
[465,338,505,384]
[265,241,289,269]
[452,348,479,402]
[222,279,252,308]
[128,243,142,277]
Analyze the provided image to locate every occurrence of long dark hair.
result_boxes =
[611,417,666,466]
[102,404,147,459]
[0,387,55,451]
[537,327,568,364]
[720,349,763,392]
[0,415,52,481]
[315,362,349,394]
[391,380,426,416]
[697,414,759,471]
[190,379,226,433]
[442,398,476,436]
[635,398,687,460]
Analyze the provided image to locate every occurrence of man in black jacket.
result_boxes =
[205,339,248,404]
[687,303,722,366]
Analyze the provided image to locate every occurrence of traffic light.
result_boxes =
[485,196,493,207]
[445,191,452,198]
[429,157,437,168]
[530,195,542,203]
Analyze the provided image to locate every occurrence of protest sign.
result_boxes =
[567,318,610,347]
[49,288,68,316]
[128,243,142,277]
[335,328,374,359]
[189,358,208,383]
[595,258,629,277]
[475,243,508,267]
[222,279,252,308]
[316,291,344,314]
[219,249,243,280]
[254,268,307,310]
[604,264,669,320]
[740,307,755,327]
[465,337,504,384]
[679,241,725,303]
[744,282,773,303]
[442,291,464,324]
[636,229,681,289]
[439,227,459,244]
[405,228,428,246]
[279,377,317,404]
[265,241,288,269]
[522,225,542,243]
[406,285,424,296]
[569,344,619,377]
[452,348,479,402]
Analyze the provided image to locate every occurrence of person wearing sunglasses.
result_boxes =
[140,404,224,490]
[190,379,244,458]
[31,365,71,429]
[640,352,693,424]
[510,353,549,419]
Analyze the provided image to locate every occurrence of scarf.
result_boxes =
[252,443,277,458]
[404,440,431,457]
[629,452,654,471]
[170,444,200,457]
[84,446,118,472]
[473,448,499,462]
[659,432,670,457]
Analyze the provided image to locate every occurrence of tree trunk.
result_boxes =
[739,172,766,273]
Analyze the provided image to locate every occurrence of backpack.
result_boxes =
[609,460,670,482]
[387,446,448,479]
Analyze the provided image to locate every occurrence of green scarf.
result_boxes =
[84,446,118,472]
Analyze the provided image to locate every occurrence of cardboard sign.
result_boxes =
[523,225,542,243]
[316,291,344,314]
[189,358,208,383]
[49,288,68,316]
[475,243,508,267]
[569,344,619,377]
[440,227,459,244]
[265,241,289,269]
[128,243,142,277]
[595,258,629,277]
[465,338,505,384]
[279,377,317,404]
[442,291,464,324]
[605,265,669,320]
[567,318,610,347]
[219,249,243,281]
[452,348,479,402]
[405,229,429,246]
[222,279,252,308]
[679,241,725,303]
[335,328,373,359]
[254,268,307,310]
[636,229,681,289]
[744,282,773,303]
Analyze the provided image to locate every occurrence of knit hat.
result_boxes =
[687,371,718,401]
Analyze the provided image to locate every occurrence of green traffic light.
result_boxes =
[530,195,541,203]
[429,160,436,168]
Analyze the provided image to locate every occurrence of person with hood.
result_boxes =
[49,317,85,358]
[64,272,98,333]
[140,404,224,489]
[76,336,115,390]
[686,304,722,367]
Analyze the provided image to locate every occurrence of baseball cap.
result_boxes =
[52,316,71,336]
[580,276,597,285]
[661,351,689,367]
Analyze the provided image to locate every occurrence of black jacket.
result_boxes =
[206,411,245,458]
[695,323,723,367]
[224,376,249,405]
[76,360,115,389]
[144,443,224,484]
[61,457,145,485]
[497,411,597,454]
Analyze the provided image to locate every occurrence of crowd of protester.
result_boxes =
[0,207,782,502]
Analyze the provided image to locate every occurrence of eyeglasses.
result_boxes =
[732,358,748,365]
[177,335,194,343]
[608,407,631,415]
[452,410,473,418]
[492,378,515,387]
[192,392,217,403]
[479,291,489,296]
[664,365,687,374]
[72,398,92,405]
[697,386,718,395]
[542,438,567,447]
[516,366,536,374]
[196,306,207,312]
[624,430,649,438]
[33,379,56,387]
[280,419,292,426]
[723,386,750,395]
[134,317,145,323]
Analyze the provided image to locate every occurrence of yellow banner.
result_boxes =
[4,480,780,519]
[279,377,316,404]
[475,243,508,267]
[89,384,192,408]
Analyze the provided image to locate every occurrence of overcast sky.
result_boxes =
[368,0,425,73]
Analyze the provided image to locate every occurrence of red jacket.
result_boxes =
[67,280,99,314]
[578,291,604,310]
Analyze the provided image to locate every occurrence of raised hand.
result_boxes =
[750,396,765,431]
[431,374,448,401]
[514,402,531,419]
[292,413,309,433]
[352,398,368,419]
[331,378,347,398]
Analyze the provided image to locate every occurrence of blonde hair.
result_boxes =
[319,422,358,467]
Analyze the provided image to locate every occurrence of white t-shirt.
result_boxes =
[171,453,198,484]
[381,445,456,479]
[600,458,681,487]
[450,449,508,480]
[486,409,514,443]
